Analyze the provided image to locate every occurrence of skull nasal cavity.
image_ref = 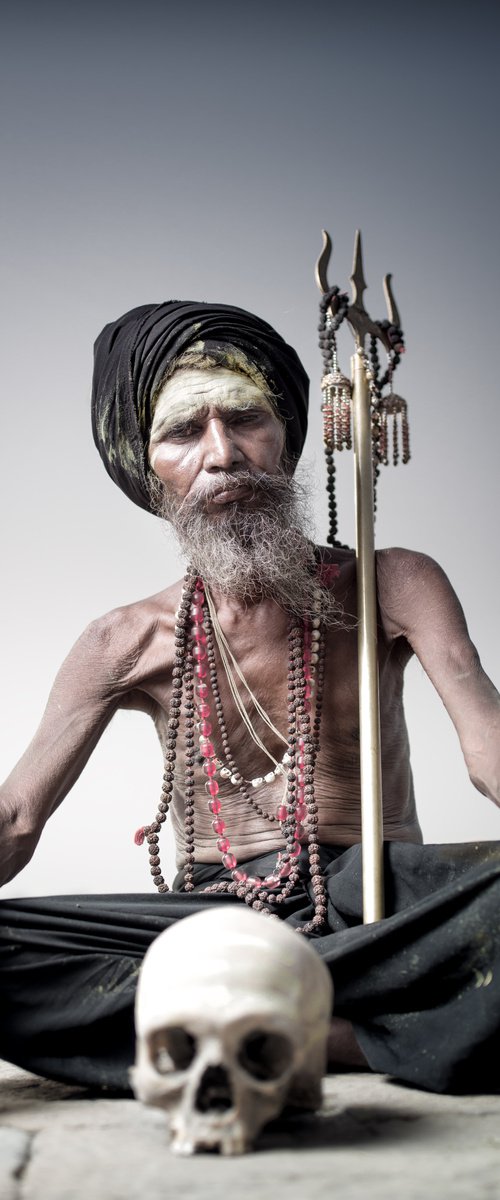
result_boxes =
[195,1065,234,1113]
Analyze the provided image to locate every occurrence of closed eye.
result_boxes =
[161,409,267,440]
[227,408,268,425]
[163,422,200,440]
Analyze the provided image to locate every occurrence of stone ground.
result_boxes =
[1,1060,499,1200]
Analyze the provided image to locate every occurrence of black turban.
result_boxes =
[91,300,309,514]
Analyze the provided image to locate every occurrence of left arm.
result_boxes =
[377,548,500,806]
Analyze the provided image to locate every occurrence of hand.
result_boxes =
[0,797,40,887]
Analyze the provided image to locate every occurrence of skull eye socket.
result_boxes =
[150,1027,197,1073]
[237,1030,293,1082]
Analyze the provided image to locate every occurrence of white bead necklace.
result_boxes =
[203,583,323,790]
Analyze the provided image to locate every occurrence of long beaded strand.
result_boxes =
[193,580,302,904]
[135,571,328,933]
[195,585,328,930]
[133,569,197,892]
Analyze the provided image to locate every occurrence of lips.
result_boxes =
[209,484,252,506]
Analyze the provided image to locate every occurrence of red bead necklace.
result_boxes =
[135,569,328,934]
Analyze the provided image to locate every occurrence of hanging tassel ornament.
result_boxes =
[378,392,410,466]
[368,322,410,508]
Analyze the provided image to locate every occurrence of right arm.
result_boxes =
[0,610,156,886]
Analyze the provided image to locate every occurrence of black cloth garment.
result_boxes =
[1,841,500,1096]
[91,302,309,513]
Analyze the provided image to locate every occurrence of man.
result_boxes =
[1,300,499,1095]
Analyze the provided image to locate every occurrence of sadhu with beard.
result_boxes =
[1,301,500,1093]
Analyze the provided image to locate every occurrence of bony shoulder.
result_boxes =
[376,547,449,587]
[375,548,457,641]
[80,584,182,662]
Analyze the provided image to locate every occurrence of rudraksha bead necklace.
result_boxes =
[135,569,328,934]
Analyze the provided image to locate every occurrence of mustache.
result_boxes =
[175,468,292,515]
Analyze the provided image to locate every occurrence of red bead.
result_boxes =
[191,604,204,623]
[279,861,292,878]
[207,779,219,797]
[196,682,209,699]
[264,874,280,889]
[199,719,212,737]
[222,853,237,870]
[199,739,215,758]
[208,798,221,814]
[217,837,231,853]
[197,702,211,719]
[212,817,226,835]
[232,869,248,883]
[276,804,288,823]
[295,823,304,839]
[194,663,207,678]
[296,803,307,821]
[203,760,217,777]
[193,644,206,661]
[192,589,204,607]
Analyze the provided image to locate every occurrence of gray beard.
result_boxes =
[149,468,337,622]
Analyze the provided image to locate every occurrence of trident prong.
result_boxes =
[350,229,368,309]
[315,230,341,316]
[348,231,389,349]
[383,273,401,328]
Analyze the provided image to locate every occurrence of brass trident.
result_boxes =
[314,230,409,924]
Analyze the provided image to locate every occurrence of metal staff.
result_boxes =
[316,231,408,923]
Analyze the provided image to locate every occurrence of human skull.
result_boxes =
[132,906,333,1155]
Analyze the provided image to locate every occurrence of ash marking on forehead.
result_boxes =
[149,368,278,447]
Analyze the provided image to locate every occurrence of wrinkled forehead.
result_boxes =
[149,367,277,443]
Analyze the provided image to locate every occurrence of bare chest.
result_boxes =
[150,609,417,867]
[158,623,367,808]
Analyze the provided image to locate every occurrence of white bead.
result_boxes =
[310,652,319,665]
[311,617,321,629]
[264,772,275,783]
[251,777,263,788]
[230,775,239,786]
[220,767,231,778]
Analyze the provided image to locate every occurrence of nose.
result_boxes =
[201,418,244,472]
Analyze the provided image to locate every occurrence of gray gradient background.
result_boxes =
[1,0,499,897]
